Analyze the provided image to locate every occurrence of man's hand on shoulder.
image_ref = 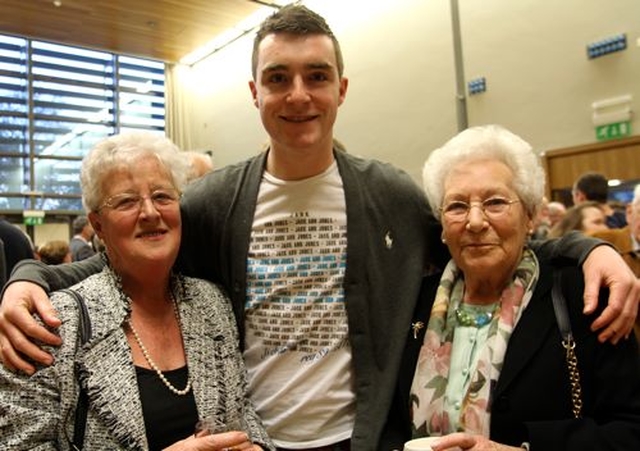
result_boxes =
[582,245,640,344]
[0,281,61,374]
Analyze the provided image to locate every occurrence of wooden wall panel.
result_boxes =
[543,135,640,197]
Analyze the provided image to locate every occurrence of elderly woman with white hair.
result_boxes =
[0,132,273,451]
[385,125,640,450]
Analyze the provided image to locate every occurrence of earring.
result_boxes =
[441,234,446,243]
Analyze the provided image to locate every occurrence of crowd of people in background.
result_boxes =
[533,171,640,347]
[533,171,639,281]
[546,201,608,238]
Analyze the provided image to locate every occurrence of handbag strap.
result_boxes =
[60,288,92,451]
[551,272,583,418]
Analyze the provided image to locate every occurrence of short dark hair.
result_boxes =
[574,172,608,203]
[72,215,89,234]
[251,4,344,79]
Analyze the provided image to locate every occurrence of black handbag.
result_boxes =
[60,289,92,450]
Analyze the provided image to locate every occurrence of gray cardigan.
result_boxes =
[0,267,273,450]
[6,150,598,450]
[178,150,445,450]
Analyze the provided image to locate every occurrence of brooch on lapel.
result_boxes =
[411,321,424,339]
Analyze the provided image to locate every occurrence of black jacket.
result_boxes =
[381,264,640,450]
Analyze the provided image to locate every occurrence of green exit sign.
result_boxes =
[23,210,45,226]
[596,121,631,141]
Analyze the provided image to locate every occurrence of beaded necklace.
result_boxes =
[454,302,499,328]
[127,295,192,396]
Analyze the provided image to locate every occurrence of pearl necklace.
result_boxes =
[127,296,192,396]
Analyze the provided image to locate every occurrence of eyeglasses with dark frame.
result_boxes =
[97,189,181,214]
[440,197,520,223]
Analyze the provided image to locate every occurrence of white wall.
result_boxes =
[181,0,640,183]
[461,0,640,154]
[33,222,69,249]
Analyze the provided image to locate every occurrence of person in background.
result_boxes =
[184,150,215,181]
[591,184,640,277]
[547,201,609,238]
[546,201,567,228]
[529,198,567,240]
[591,184,640,341]
[0,6,639,451]
[530,197,551,240]
[383,125,640,451]
[608,200,627,220]
[69,215,96,261]
[0,219,35,288]
[572,171,627,229]
[92,233,106,253]
[0,132,272,451]
[531,200,567,241]
[37,240,72,265]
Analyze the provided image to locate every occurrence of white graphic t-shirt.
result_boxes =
[244,161,354,448]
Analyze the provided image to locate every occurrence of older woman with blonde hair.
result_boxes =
[0,132,272,450]
[385,125,640,451]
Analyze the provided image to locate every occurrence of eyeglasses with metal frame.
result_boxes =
[440,197,520,222]
[97,189,181,213]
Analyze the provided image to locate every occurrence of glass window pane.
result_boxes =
[119,113,165,129]
[119,127,165,136]
[0,37,29,156]
[0,115,28,153]
[0,156,29,192]
[0,76,28,115]
[119,56,164,130]
[32,41,114,85]
[38,196,84,212]
[33,81,115,120]
[33,120,113,157]
[0,35,27,74]
[34,158,83,196]
[0,34,165,214]
[0,197,28,211]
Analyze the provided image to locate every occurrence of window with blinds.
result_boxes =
[0,35,165,213]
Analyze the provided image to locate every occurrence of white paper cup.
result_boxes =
[403,437,441,451]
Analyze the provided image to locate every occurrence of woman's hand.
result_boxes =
[430,433,523,451]
[163,430,260,451]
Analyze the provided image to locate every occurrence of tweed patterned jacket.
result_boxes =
[0,265,273,450]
